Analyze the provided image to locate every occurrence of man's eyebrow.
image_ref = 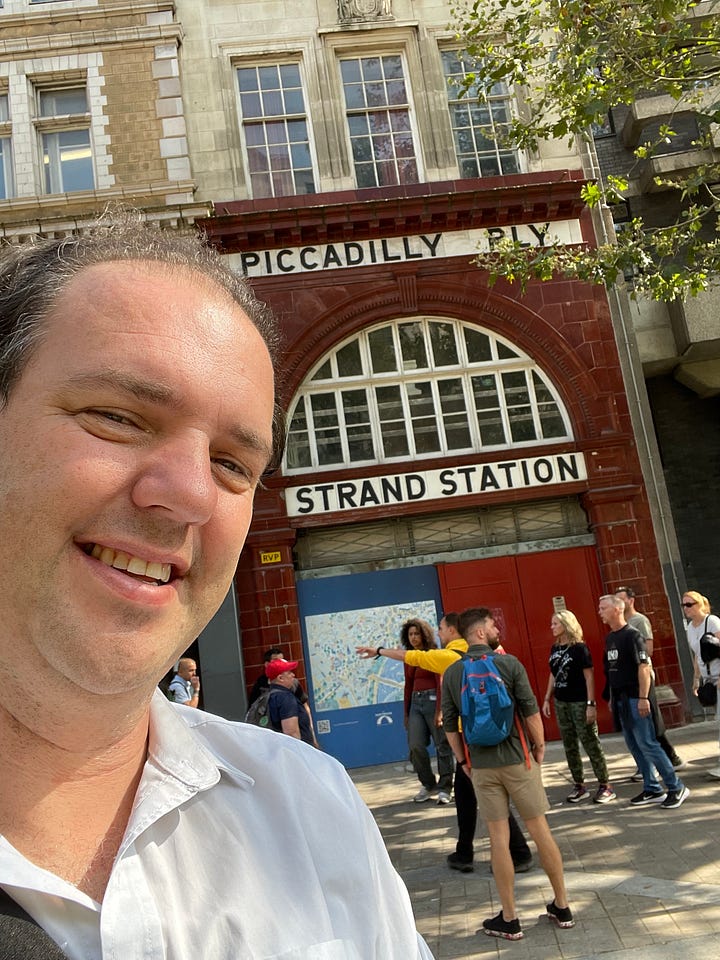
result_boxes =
[68,371,179,406]
[67,370,274,463]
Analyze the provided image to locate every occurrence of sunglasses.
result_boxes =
[681,601,697,608]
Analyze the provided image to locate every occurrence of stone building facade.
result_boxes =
[0,0,207,237]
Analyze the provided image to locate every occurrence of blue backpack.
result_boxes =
[460,653,515,746]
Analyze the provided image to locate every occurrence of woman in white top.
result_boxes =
[683,589,720,779]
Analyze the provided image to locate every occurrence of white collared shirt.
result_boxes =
[0,693,433,959]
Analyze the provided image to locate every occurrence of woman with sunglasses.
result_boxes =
[682,591,720,779]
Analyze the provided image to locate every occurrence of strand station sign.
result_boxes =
[230,220,583,278]
[286,452,587,517]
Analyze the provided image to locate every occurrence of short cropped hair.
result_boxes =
[614,585,635,599]
[458,607,492,638]
[263,646,285,663]
[0,212,285,471]
[442,612,460,631]
[600,594,624,611]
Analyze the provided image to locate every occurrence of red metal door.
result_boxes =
[437,546,611,739]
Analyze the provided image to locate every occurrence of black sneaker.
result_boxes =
[447,852,474,873]
[513,857,533,873]
[546,900,575,928]
[629,789,666,805]
[482,911,523,940]
[661,785,689,808]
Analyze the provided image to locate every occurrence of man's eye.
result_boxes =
[97,411,132,424]
[213,457,254,481]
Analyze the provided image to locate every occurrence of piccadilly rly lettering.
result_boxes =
[240,234,442,276]
[237,222,568,277]
[288,453,584,516]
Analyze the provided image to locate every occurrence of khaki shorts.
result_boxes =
[471,760,549,822]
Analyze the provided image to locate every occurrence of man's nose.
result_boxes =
[131,433,218,525]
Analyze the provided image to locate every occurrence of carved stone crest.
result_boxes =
[338,0,393,23]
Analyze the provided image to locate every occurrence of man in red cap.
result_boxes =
[266,659,316,745]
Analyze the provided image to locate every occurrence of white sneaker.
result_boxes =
[413,786,433,802]
[436,791,452,805]
[707,765,720,780]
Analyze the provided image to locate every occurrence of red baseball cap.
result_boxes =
[265,658,299,681]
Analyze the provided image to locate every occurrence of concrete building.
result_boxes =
[1,0,711,763]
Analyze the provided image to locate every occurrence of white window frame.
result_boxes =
[0,91,15,200]
[338,49,425,189]
[35,83,94,195]
[283,317,572,475]
[440,48,523,179]
[234,57,319,200]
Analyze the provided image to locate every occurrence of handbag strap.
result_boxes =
[0,887,71,959]
[702,616,713,676]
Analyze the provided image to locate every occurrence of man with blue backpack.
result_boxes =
[442,607,574,942]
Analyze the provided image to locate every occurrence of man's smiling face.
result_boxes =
[0,260,275,699]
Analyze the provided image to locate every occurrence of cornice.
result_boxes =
[202,172,587,253]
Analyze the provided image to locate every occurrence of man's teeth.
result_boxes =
[89,544,172,583]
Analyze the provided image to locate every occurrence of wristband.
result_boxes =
[374,647,384,659]
[586,700,596,706]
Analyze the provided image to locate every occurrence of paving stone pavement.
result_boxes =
[349,720,720,959]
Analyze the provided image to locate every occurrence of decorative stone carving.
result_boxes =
[338,0,393,24]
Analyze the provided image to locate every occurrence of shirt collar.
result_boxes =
[147,690,252,789]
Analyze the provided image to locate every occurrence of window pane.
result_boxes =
[408,381,440,453]
[311,392,344,465]
[497,341,520,359]
[368,327,397,373]
[503,371,536,442]
[438,379,471,449]
[533,372,566,438]
[286,398,312,469]
[42,129,94,194]
[39,88,87,117]
[507,406,536,442]
[0,95,8,123]
[337,339,363,377]
[472,374,506,445]
[398,322,428,370]
[0,138,14,200]
[342,389,374,461]
[464,327,492,362]
[311,359,332,380]
[429,322,459,366]
[376,384,409,457]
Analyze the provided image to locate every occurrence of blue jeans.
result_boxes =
[619,697,683,794]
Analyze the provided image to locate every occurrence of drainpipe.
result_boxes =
[577,136,698,711]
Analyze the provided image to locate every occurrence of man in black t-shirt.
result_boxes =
[599,595,689,809]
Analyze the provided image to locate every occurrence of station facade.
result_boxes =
[202,176,684,766]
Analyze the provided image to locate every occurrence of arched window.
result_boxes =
[284,317,572,474]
